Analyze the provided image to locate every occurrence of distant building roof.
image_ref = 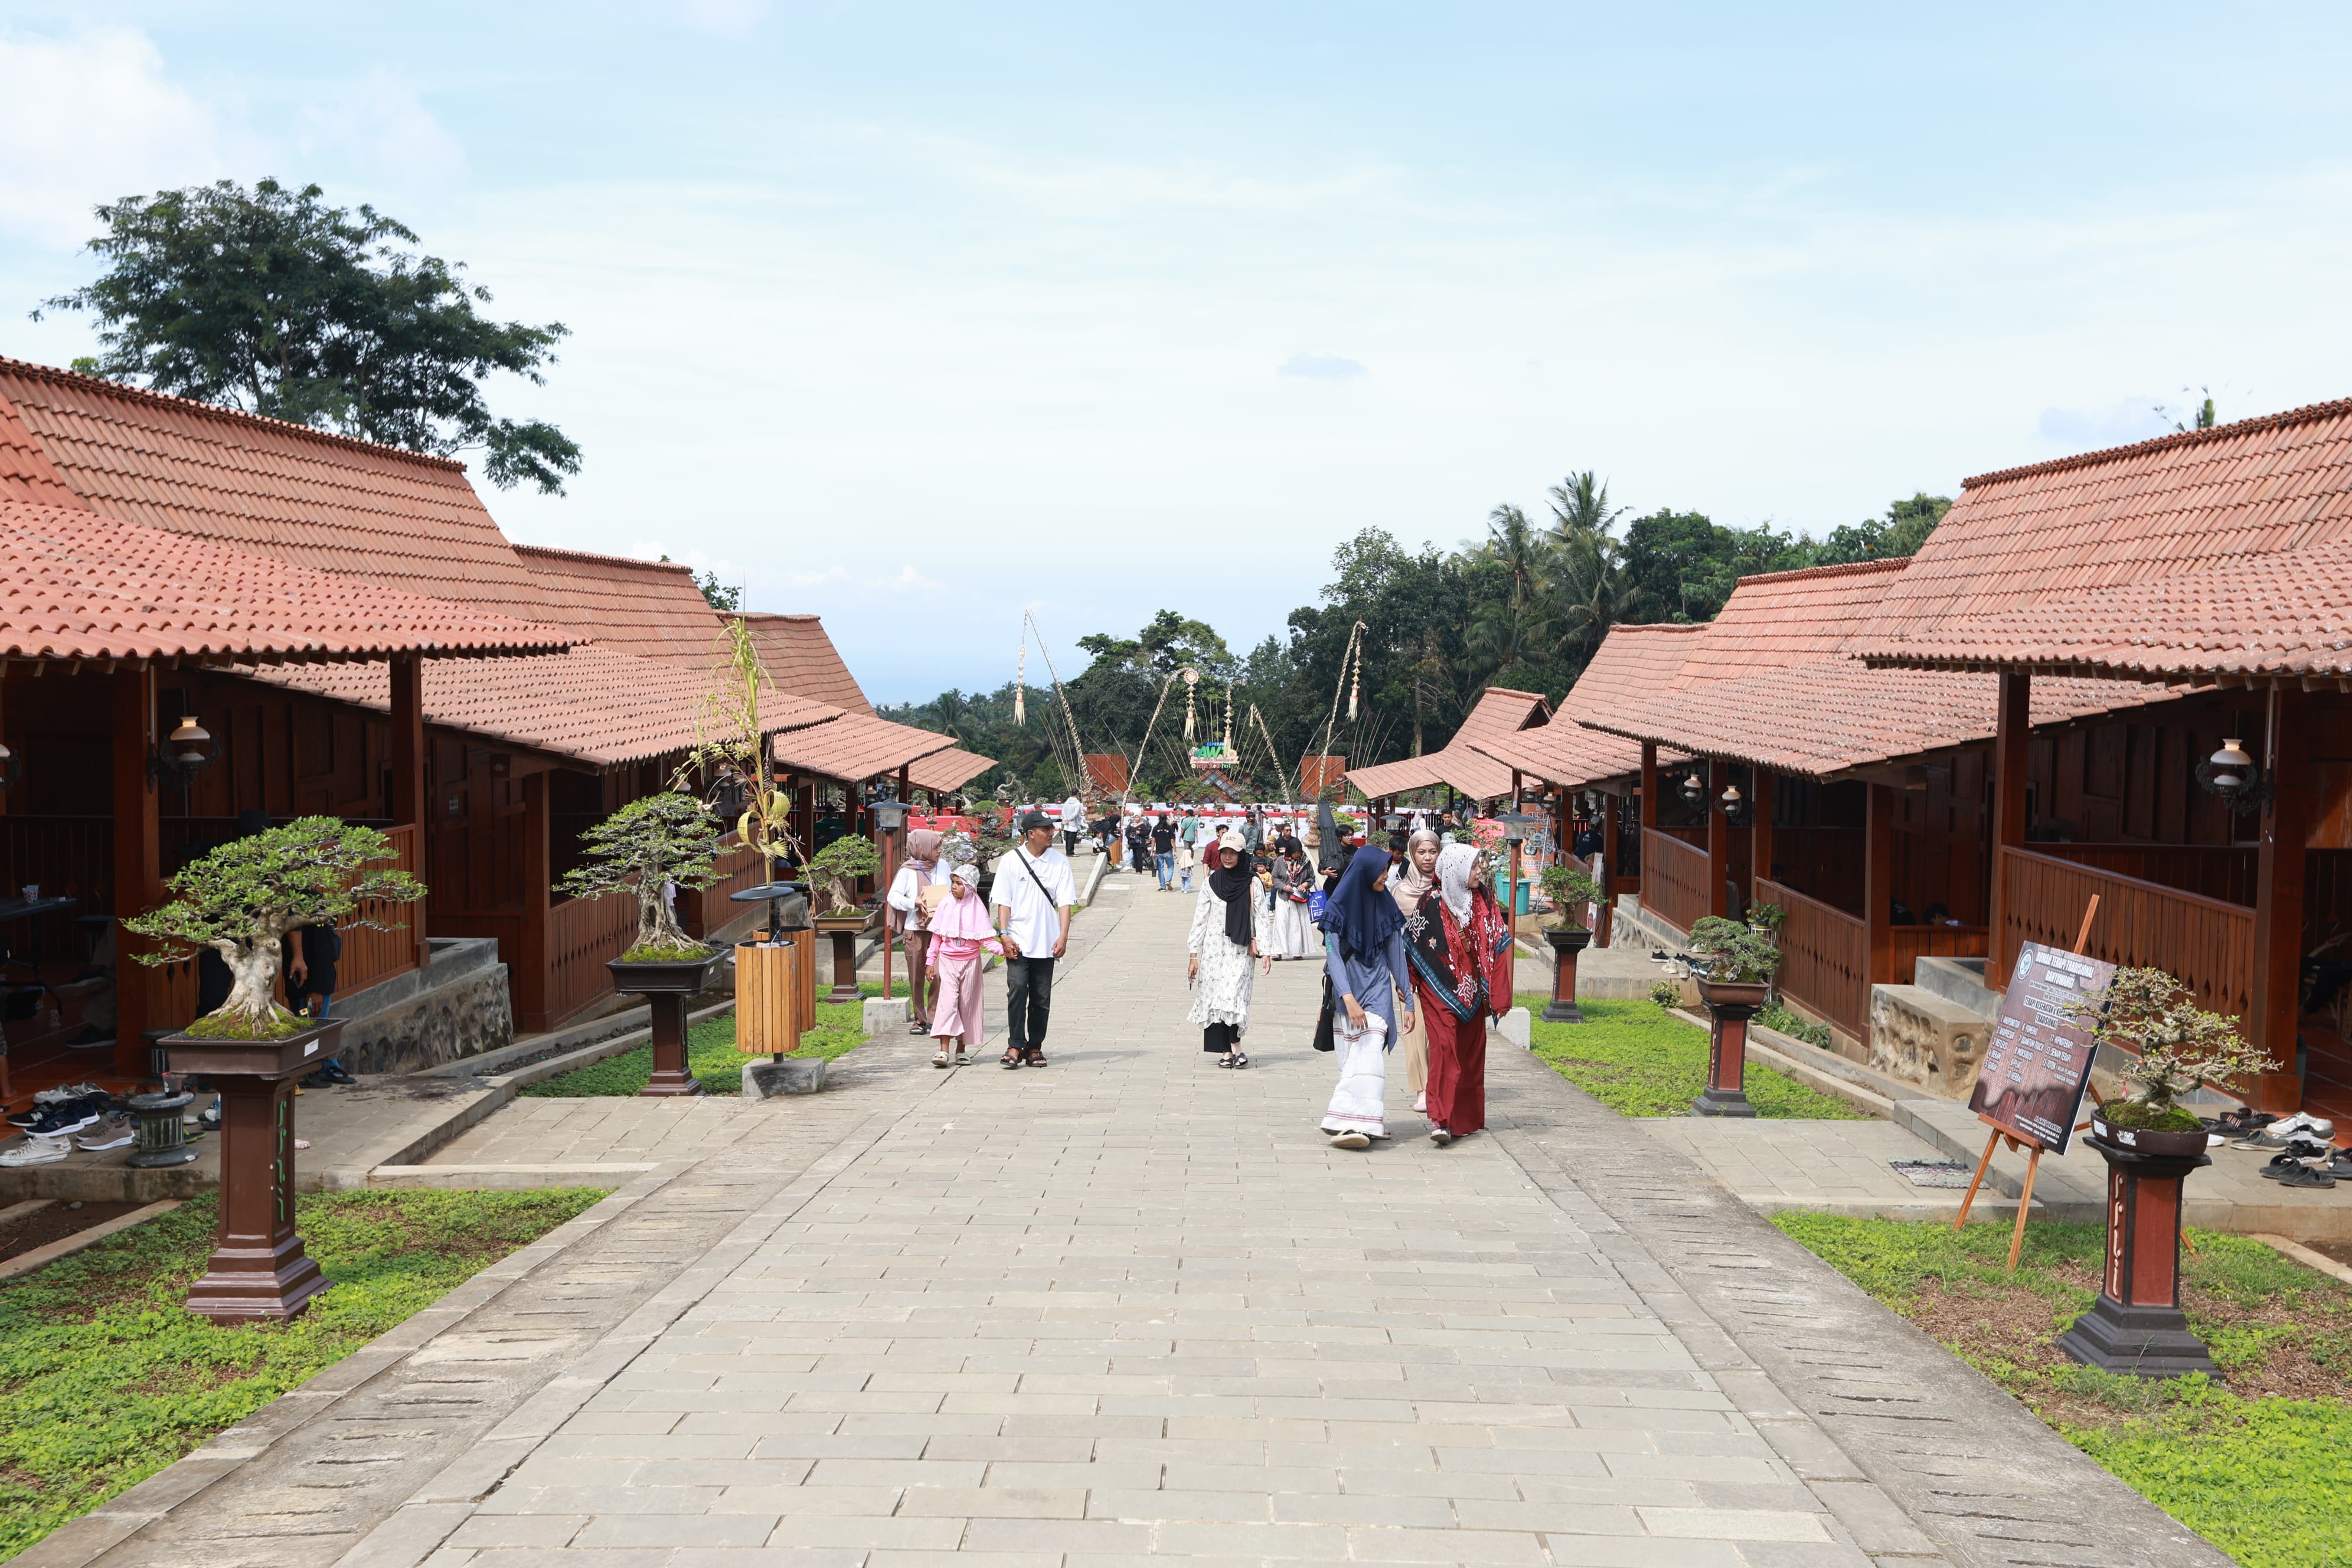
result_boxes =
[514,544,726,664]
[1347,688,1548,802]
[909,746,997,795]
[0,356,543,609]
[1471,625,1690,789]
[772,711,956,785]
[0,499,573,665]
[734,612,871,715]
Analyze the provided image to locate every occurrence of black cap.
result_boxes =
[1018,810,1054,832]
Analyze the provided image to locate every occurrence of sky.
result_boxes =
[4,3,2350,702]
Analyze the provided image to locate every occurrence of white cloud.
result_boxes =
[293,70,466,201]
[0,25,249,246]
[1279,352,1367,381]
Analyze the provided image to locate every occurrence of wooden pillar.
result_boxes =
[1987,672,2030,989]
[113,665,162,1072]
[1752,769,1777,894]
[2250,684,2309,1113]
[1639,743,1658,832]
[1865,781,1896,989]
[1706,756,1732,919]
[390,653,427,968]
[517,770,551,1034]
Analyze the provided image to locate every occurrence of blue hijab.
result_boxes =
[1321,846,1401,958]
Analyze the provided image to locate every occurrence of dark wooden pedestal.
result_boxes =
[816,920,864,1004]
[1541,927,1592,1023]
[164,1023,342,1324]
[1693,979,1768,1118]
[2056,1140,2218,1378]
[607,953,723,1099]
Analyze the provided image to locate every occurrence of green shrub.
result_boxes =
[1524,994,1861,1119]
[1756,1004,1832,1049]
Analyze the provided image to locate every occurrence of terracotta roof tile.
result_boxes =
[1862,398,2352,644]
[0,357,542,608]
[734,612,872,715]
[253,648,841,770]
[773,711,956,784]
[1669,559,1907,686]
[1858,535,2352,685]
[0,499,573,664]
[1347,688,1547,801]
[512,544,727,664]
[1470,626,1688,788]
[909,746,997,793]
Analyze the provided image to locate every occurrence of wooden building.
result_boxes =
[1345,688,1549,818]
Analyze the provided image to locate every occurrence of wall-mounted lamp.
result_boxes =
[2196,737,2271,816]
[148,714,214,785]
[1680,772,1705,805]
[1718,782,1752,827]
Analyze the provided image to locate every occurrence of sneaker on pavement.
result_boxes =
[22,1102,99,1138]
[76,1115,134,1151]
[0,1138,69,1167]
[2272,1112,2336,1139]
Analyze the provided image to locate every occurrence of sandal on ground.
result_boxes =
[1229,1051,1249,1069]
[1022,1048,1047,1068]
[1327,1130,1371,1151]
[932,1048,950,1069]
[1001,1048,1024,1069]
[952,1049,969,1066]
[2273,1161,2337,1189]
[1217,1053,1236,1068]
[910,1020,929,1035]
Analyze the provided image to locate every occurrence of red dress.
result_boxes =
[1406,890,1513,1135]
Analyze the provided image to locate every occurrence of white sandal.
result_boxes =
[932,1047,950,1069]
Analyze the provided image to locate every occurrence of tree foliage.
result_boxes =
[37,178,580,492]
[556,793,728,957]
[122,818,424,1036]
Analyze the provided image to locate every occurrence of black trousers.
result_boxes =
[1006,955,1056,1052]
[1063,831,1080,857]
[1204,1020,1239,1054]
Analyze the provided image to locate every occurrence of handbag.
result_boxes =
[1308,887,1329,925]
[1313,973,1335,1051]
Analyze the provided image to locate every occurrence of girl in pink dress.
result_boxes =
[926,864,1004,1066]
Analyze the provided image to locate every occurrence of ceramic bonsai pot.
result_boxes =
[2056,1135,2218,1378]
[162,1017,345,1322]
[1541,926,1593,1023]
[607,950,725,1096]
[2088,1113,2210,1159]
[1693,978,1770,1118]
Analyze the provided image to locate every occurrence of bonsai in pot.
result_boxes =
[560,792,730,1096]
[2053,966,2262,1377]
[1685,915,1783,1118]
[123,816,424,1321]
[1536,863,1606,1024]
[806,834,883,1004]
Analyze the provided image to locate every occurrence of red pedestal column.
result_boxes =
[2056,1141,2217,1378]
[184,1070,326,1323]
[1694,979,1768,1118]
[641,992,703,1097]
[1543,927,1591,1024]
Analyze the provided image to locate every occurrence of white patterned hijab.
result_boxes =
[1436,841,1479,922]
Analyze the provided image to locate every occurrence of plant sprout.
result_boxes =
[676,616,800,885]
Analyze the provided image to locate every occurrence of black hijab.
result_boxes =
[1206,841,1255,946]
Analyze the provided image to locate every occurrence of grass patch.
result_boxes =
[0,1188,602,1561]
[523,984,883,1097]
[1775,1211,2352,1568]
[1523,994,1864,1119]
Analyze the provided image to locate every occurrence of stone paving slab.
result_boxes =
[1634,1118,2095,1222]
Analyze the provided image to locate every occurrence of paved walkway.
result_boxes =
[45,869,2230,1568]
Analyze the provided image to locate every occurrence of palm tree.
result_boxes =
[1545,472,1625,664]
[1469,502,1560,685]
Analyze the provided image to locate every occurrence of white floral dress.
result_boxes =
[1187,879,1257,1034]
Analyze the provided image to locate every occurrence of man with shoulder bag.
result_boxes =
[991,811,1076,1069]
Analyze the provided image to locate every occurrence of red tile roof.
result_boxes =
[1347,688,1548,802]
[513,544,726,664]
[1860,398,2352,646]
[1670,559,1909,686]
[1469,627,1689,788]
[1582,660,2171,778]
[909,746,997,794]
[736,612,872,715]
[253,647,841,769]
[0,499,573,665]
[0,357,542,608]
[773,711,957,784]
[1860,535,2352,686]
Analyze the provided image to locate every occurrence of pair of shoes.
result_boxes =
[1412,1093,1426,1113]
[2272,1110,2337,1140]
[1430,1127,1453,1146]
[198,1100,222,1132]
[2232,1128,2309,1151]
[2262,1152,2338,1188]
[300,1067,337,1089]
[6,1083,100,1126]
[1328,1130,1371,1150]
[0,1137,68,1168]
[19,1097,101,1138]
[76,1113,135,1151]
[2209,1107,2276,1135]
[319,1060,357,1086]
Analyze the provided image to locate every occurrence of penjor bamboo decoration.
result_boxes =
[1013,639,1027,726]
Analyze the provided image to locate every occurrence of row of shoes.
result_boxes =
[1,1084,139,1167]
[2211,1109,2348,1190]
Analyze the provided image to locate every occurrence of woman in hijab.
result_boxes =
[1268,839,1317,960]
[1188,831,1270,1068]
[925,864,1004,1066]
[1404,842,1513,1144]
[1318,848,1416,1149]
[1388,829,1442,1113]
[886,828,953,1033]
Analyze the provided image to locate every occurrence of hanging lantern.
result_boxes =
[1183,667,1199,741]
[1013,641,1027,726]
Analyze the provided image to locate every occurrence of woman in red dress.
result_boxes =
[1404,841,1514,1144]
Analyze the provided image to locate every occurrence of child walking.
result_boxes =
[925,864,1004,1066]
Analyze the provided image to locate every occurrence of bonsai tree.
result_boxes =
[806,834,883,917]
[1745,900,1786,933]
[123,817,424,1040]
[1687,914,1782,985]
[677,617,803,884]
[1537,863,1606,930]
[557,792,728,962]
[2064,967,2271,1132]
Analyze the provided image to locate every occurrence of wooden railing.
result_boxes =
[548,888,639,1026]
[337,824,422,998]
[2001,847,2254,1021]
[1890,922,1990,984]
[680,835,769,940]
[1756,877,1870,1041]
[1642,827,1711,938]
[2033,842,2257,909]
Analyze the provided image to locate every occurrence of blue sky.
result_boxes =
[4,3,2350,700]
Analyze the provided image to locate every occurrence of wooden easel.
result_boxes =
[1953,895,2100,1270]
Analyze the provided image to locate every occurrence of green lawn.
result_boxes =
[0,1188,602,1561]
[1523,994,1865,1119]
[1776,1211,2352,1568]
[523,985,883,1097]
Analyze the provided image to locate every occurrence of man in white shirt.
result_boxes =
[1060,792,1086,857]
[992,811,1076,1067]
